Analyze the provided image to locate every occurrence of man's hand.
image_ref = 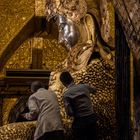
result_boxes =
[20,113,26,118]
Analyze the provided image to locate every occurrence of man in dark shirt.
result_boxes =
[60,71,97,140]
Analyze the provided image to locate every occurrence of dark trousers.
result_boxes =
[72,114,98,140]
[37,130,64,140]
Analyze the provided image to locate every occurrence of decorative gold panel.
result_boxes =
[35,0,46,16]
[43,38,67,70]
[0,0,34,56]
[33,37,43,49]
[3,39,32,70]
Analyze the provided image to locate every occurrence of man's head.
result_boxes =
[31,81,44,93]
[60,71,74,87]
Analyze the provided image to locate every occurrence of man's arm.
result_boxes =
[22,97,39,120]
[85,84,96,94]
[64,97,74,117]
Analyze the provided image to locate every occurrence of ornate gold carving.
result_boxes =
[0,121,36,140]
[43,38,67,70]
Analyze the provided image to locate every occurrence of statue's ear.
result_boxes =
[100,0,114,48]
[83,14,96,43]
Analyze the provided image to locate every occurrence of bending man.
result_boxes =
[60,71,97,140]
[21,81,64,140]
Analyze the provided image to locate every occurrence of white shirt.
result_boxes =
[25,88,63,140]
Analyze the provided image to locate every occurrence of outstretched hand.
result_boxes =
[20,113,26,118]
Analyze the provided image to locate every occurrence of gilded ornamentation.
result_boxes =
[33,37,43,49]
[0,0,34,57]
[35,0,46,16]
[43,38,67,70]
[1,35,67,74]
[0,121,36,140]
[3,39,32,70]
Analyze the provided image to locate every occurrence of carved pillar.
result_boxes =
[115,14,132,140]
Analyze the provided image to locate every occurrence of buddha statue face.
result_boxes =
[57,15,80,49]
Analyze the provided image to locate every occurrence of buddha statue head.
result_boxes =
[57,15,80,49]
[45,0,87,22]
[45,0,88,50]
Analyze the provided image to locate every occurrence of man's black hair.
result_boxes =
[31,81,44,93]
[60,71,74,85]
